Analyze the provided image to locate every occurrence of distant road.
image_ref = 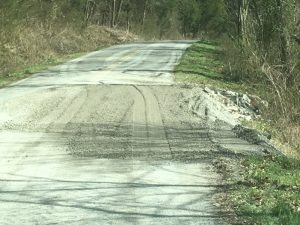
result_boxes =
[0,41,194,98]
[0,41,262,224]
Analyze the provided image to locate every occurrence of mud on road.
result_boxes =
[0,42,267,225]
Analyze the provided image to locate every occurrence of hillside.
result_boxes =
[0,1,136,80]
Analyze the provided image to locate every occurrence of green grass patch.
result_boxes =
[0,52,87,88]
[176,41,223,79]
[230,155,300,225]
[175,41,254,93]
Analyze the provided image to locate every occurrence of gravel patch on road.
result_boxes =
[0,84,273,160]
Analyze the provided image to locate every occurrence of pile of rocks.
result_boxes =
[185,86,281,154]
[202,87,268,122]
[186,86,268,126]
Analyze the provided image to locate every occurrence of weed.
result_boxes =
[175,41,256,93]
[229,155,300,225]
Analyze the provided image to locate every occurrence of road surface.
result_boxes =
[0,41,261,224]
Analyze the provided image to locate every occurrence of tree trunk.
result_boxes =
[111,0,116,28]
[275,0,294,87]
[142,0,148,30]
[84,0,96,27]
[115,0,124,27]
[239,0,250,47]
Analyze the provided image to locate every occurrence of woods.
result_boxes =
[221,0,300,152]
[23,0,222,38]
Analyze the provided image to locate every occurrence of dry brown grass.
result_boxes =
[279,123,300,157]
[0,24,137,77]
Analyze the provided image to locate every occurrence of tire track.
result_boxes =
[150,86,214,161]
[66,85,135,158]
[131,85,172,160]
[150,88,174,159]
[131,85,150,158]
[45,87,89,133]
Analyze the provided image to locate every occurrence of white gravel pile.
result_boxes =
[186,86,265,126]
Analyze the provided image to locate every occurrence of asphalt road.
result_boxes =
[0,41,260,224]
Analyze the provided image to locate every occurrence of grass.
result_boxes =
[241,120,300,158]
[175,41,253,93]
[229,155,300,225]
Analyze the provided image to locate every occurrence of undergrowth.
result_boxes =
[0,1,136,86]
[175,41,258,93]
[0,25,135,85]
[229,155,300,225]
[177,41,300,224]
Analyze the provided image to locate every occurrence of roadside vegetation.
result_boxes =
[176,39,300,225]
[175,41,253,93]
[225,155,300,225]
[0,1,136,86]
[175,0,300,157]
[220,1,300,158]
[175,2,300,222]
[176,29,300,225]
[176,40,300,157]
